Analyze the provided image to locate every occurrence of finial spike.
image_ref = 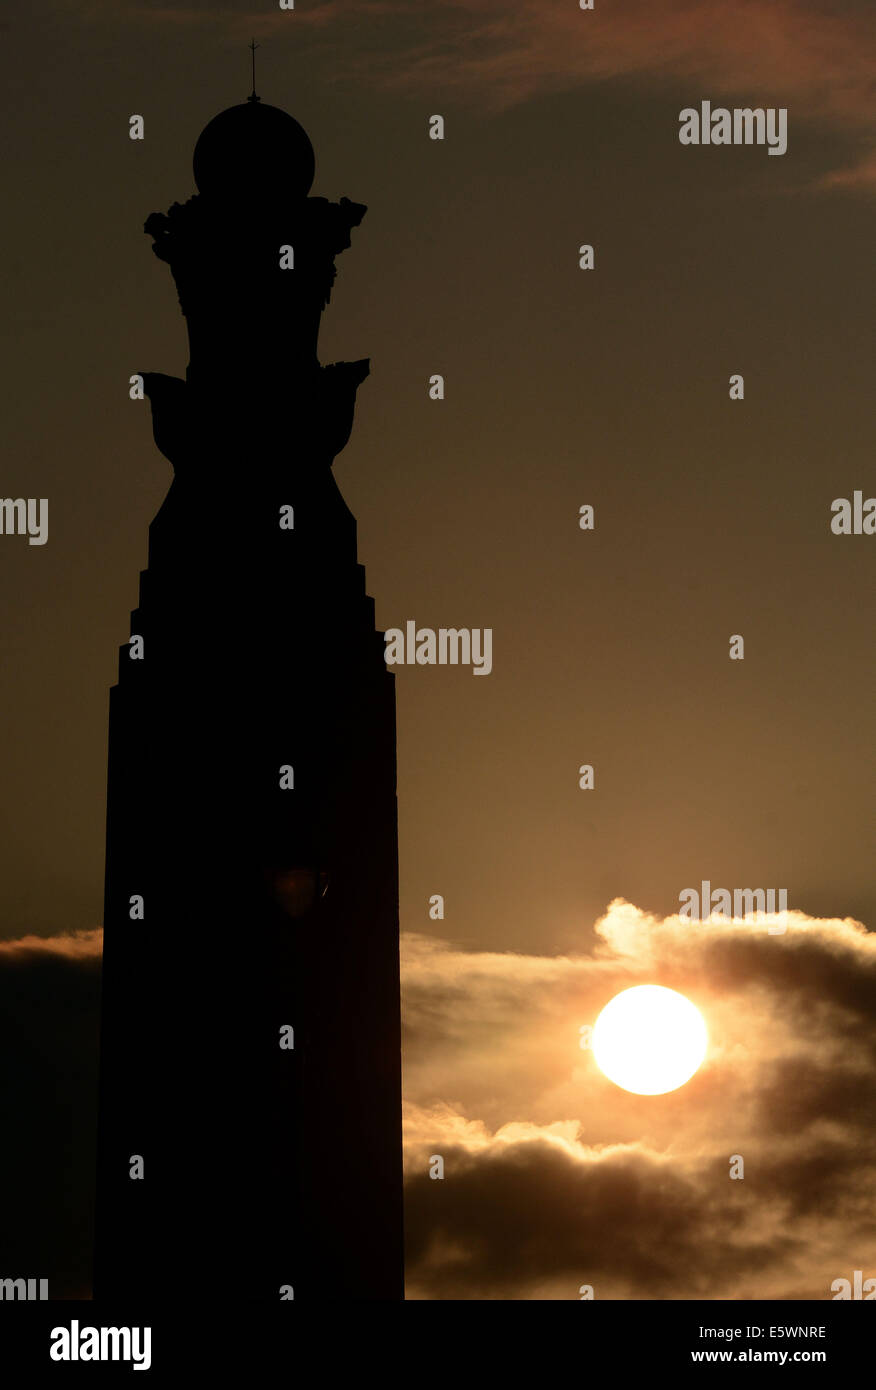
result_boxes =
[248,39,261,103]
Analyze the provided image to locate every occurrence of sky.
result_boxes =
[0,0,873,1298]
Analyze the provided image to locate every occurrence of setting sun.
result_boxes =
[592,985,708,1095]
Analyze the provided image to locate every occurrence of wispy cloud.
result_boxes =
[58,0,876,187]
[0,926,102,959]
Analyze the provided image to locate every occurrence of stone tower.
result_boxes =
[94,95,404,1301]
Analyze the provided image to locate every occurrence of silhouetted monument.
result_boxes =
[94,88,404,1300]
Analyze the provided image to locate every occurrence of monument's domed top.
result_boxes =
[192,100,316,200]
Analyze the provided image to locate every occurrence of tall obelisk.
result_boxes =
[94,90,404,1301]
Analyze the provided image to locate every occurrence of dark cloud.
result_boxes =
[0,931,102,1299]
[405,1133,794,1300]
[402,904,876,1299]
[4,906,875,1300]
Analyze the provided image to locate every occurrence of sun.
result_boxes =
[592,985,708,1095]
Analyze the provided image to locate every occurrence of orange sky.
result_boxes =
[0,0,873,1299]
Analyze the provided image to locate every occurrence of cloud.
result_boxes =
[288,0,876,189]
[56,0,876,187]
[348,0,874,120]
[4,906,875,1300]
[401,901,876,1298]
[817,150,876,190]
[0,927,103,960]
[0,928,102,1298]
[404,1114,795,1299]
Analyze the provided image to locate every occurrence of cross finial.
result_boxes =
[248,39,261,103]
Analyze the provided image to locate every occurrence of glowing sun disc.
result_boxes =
[592,985,707,1095]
